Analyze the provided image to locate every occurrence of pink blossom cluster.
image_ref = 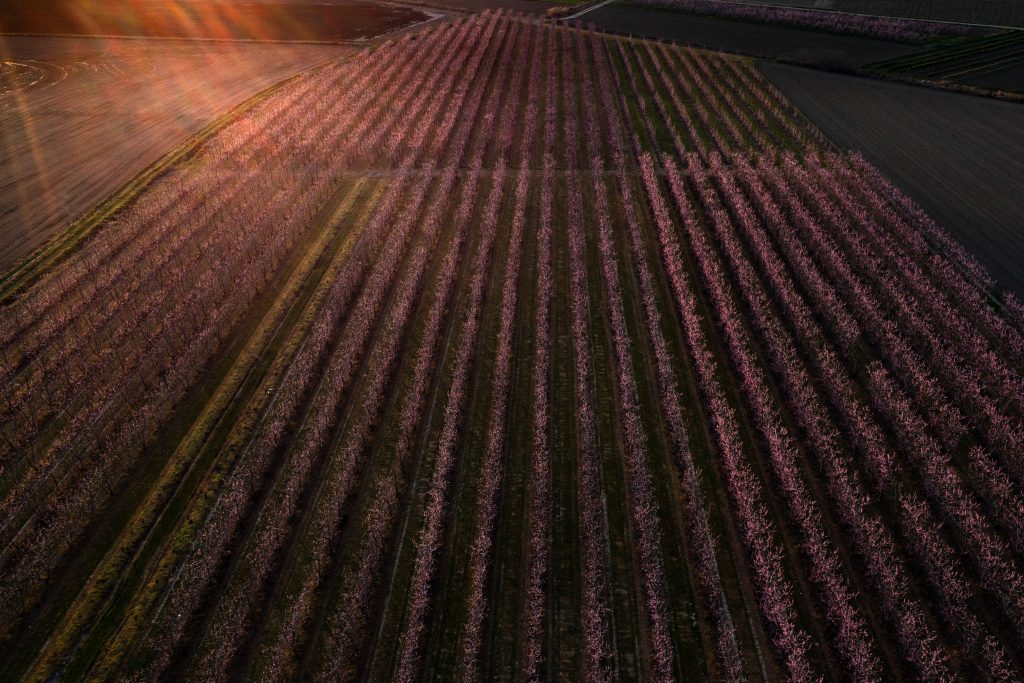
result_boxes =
[739,155,1018,674]
[0,116,355,634]
[457,22,547,680]
[258,13,533,668]
[523,159,554,683]
[133,11,536,678]
[637,154,743,681]
[195,163,458,682]
[0,14,482,632]
[522,29,559,680]
[125,167,436,679]
[809,156,1023,447]
[731,156,970,644]
[867,363,1024,633]
[458,168,530,680]
[565,168,612,683]
[657,157,816,682]
[687,154,883,681]
[589,168,675,680]
[393,161,509,683]
[316,166,482,682]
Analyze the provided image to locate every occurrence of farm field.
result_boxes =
[0,36,351,272]
[739,0,1024,28]
[581,5,918,66]
[762,61,1024,298]
[1,10,1024,683]
[869,30,1024,93]
[406,0,557,15]
[622,0,983,42]
[0,0,427,42]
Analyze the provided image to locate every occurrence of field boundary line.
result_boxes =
[565,0,618,21]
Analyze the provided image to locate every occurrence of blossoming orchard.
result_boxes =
[1,10,1022,683]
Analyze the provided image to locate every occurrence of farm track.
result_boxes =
[2,11,1023,683]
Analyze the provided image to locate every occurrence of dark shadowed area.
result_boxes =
[763,61,1024,297]
[867,30,1024,94]
[582,4,918,66]
[739,0,1024,28]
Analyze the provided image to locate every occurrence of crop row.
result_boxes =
[2,12,1022,683]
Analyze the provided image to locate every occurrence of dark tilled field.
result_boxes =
[582,5,918,66]
[0,0,427,42]
[788,1,1024,28]
[868,30,1024,93]
[733,0,1024,27]
[762,61,1024,297]
[959,58,1024,90]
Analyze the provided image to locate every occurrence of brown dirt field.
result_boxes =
[0,0,427,42]
[0,36,351,272]
[762,61,1024,297]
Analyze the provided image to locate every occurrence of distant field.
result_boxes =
[762,61,1024,298]
[581,5,917,65]
[742,0,1024,28]
[0,36,348,271]
[869,29,1024,93]
[0,0,427,42]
